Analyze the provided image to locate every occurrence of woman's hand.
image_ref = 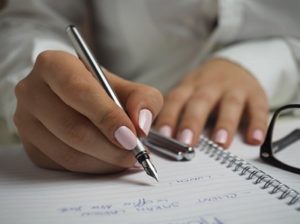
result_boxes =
[14,51,163,173]
[155,58,268,148]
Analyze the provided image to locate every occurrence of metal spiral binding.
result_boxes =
[197,135,300,210]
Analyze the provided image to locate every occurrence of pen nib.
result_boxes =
[141,159,159,182]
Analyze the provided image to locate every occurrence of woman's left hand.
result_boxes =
[154,58,269,148]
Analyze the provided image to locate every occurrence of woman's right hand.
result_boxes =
[14,51,163,174]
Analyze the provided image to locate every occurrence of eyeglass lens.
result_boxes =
[272,108,300,169]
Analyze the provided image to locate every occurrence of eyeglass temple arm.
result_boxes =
[272,128,300,154]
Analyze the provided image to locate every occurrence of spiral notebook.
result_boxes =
[0,136,299,224]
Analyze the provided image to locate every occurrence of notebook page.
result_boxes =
[0,145,299,224]
[229,119,300,191]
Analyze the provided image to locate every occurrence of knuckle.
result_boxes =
[166,88,186,102]
[155,112,174,126]
[13,108,29,134]
[14,79,28,100]
[24,147,44,168]
[146,87,163,103]
[23,145,54,170]
[145,86,164,105]
[225,93,244,107]
[95,107,123,133]
[61,152,85,173]
[114,153,136,168]
[63,74,86,92]
[192,89,215,103]
[249,103,269,117]
[63,117,92,147]
[255,113,268,124]
[143,85,160,96]
[63,153,132,173]
[35,51,54,69]
[255,104,269,114]
[218,117,237,128]
[14,78,38,113]
[126,85,164,117]
[153,91,164,109]
[62,76,95,100]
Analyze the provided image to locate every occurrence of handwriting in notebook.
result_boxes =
[57,191,248,218]
[0,145,299,224]
[197,192,250,204]
[58,200,224,223]
[172,175,212,184]
[58,198,179,216]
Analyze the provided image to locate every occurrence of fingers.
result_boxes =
[14,50,164,174]
[113,76,163,136]
[32,51,139,150]
[15,79,136,167]
[154,58,269,149]
[15,110,133,173]
[245,91,269,145]
[154,85,194,138]
[23,141,64,171]
[212,90,246,148]
[175,87,221,145]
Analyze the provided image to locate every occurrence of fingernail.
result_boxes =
[114,126,137,150]
[158,125,172,137]
[177,129,193,145]
[252,129,264,143]
[214,129,228,145]
[139,109,152,135]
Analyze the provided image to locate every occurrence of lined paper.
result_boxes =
[0,145,299,224]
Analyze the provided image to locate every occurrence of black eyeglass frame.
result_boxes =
[260,104,300,174]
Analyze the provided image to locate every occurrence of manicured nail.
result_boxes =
[139,109,152,135]
[158,125,172,137]
[114,126,137,150]
[214,129,228,145]
[252,129,264,143]
[177,129,193,145]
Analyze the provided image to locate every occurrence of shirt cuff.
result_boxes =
[213,39,299,108]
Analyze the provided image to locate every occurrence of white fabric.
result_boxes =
[215,39,299,108]
[0,0,300,136]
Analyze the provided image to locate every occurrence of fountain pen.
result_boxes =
[66,25,158,181]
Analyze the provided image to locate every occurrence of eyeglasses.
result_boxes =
[260,104,300,174]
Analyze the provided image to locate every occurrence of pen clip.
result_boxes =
[142,129,195,161]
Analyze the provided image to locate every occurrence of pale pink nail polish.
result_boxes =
[139,109,152,135]
[177,129,193,145]
[252,129,264,143]
[215,129,228,145]
[158,125,172,137]
[114,126,137,150]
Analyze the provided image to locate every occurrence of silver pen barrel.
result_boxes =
[66,25,158,181]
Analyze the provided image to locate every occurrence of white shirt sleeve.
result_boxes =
[0,0,77,134]
[213,0,300,109]
[213,39,299,109]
